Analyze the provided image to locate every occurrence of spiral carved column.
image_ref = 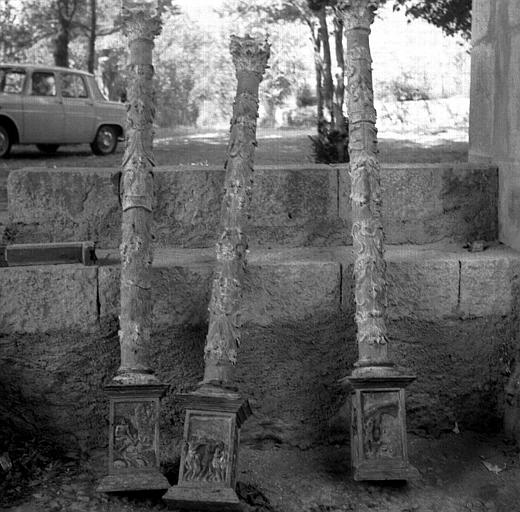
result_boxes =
[164,35,270,511]
[98,0,169,494]
[339,0,418,481]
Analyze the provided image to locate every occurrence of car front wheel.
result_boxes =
[91,125,118,156]
[37,144,60,154]
[0,126,12,158]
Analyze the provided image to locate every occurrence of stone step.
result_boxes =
[1,243,518,450]
[0,243,516,334]
[4,163,497,248]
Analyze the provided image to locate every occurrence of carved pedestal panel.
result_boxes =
[348,373,418,481]
[97,384,169,493]
[164,387,251,510]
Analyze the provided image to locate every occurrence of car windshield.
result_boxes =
[0,68,26,94]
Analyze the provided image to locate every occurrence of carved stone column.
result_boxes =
[338,0,418,481]
[97,0,169,494]
[164,35,270,511]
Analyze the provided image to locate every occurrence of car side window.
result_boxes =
[61,73,88,99]
[31,72,56,96]
[0,69,26,94]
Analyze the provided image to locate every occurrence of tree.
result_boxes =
[224,0,349,162]
[389,0,472,40]
[0,0,37,62]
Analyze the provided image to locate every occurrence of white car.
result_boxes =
[0,63,126,157]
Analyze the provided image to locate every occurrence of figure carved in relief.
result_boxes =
[363,403,398,459]
[113,404,156,469]
[183,438,228,483]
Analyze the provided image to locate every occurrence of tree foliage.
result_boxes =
[389,0,472,40]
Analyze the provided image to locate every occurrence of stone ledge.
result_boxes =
[5,163,498,248]
[1,244,518,334]
[0,264,98,333]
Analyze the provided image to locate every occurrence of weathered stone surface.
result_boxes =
[459,253,520,317]
[243,260,340,325]
[380,164,498,244]
[499,162,520,257]
[6,168,120,247]
[0,264,97,333]
[386,256,459,321]
[99,250,340,329]
[470,0,520,251]
[1,245,520,450]
[6,164,498,248]
[469,42,496,162]
[509,0,520,26]
[472,0,492,42]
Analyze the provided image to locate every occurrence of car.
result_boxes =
[0,63,126,158]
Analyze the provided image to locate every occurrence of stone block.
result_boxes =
[381,164,497,244]
[0,264,98,333]
[508,33,520,159]
[498,161,520,250]
[7,167,120,247]
[459,253,519,317]
[510,0,520,26]
[7,165,341,249]
[469,42,495,161]
[243,261,340,325]
[472,0,492,42]
[386,255,460,320]
[98,253,341,328]
[98,264,212,328]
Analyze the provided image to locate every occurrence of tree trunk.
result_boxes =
[333,12,347,161]
[203,35,270,386]
[116,3,163,384]
[87,0,96,73]
[318,6,334,131]
[310,29,323,132]
[54,27,69,67]
[343,0,391,368]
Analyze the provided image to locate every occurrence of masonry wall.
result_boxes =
[469,0,520,249]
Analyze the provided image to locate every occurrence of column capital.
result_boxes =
[338,0,380,30]
[121,0,164,40]
[230,35,271,79]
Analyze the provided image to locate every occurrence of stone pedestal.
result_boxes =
[97,384,169,493]
[346,369,418,481]
[163,386,251,510]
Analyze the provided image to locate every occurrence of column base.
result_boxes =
[98,382,169,494]
[164,485,241,511]
[344,366,419,482]
[97,470,170,493]
[163,384,251,510]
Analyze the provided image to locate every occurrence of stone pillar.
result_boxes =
[339,0,418,481]
[164,35,270,511]
[97,0,169,494]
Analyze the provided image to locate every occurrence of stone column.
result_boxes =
[97,0,169,494]
[164,35,270,511]
[203,35,271,386]
[338,0,418,481]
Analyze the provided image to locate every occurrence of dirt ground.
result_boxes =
[5,128,519,512]
[2,431,520,512]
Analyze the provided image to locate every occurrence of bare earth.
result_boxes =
[4,128,518,512]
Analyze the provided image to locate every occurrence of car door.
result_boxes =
[22,70,64,143]
[0,67,26,138]
[60,72,96,143]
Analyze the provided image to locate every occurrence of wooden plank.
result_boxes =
[4,241,96,267]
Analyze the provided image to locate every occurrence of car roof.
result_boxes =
[0,63,93,77]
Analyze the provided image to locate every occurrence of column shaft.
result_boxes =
[117,3,163,380]
[203,36,270,385]
[343,0,391,368]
